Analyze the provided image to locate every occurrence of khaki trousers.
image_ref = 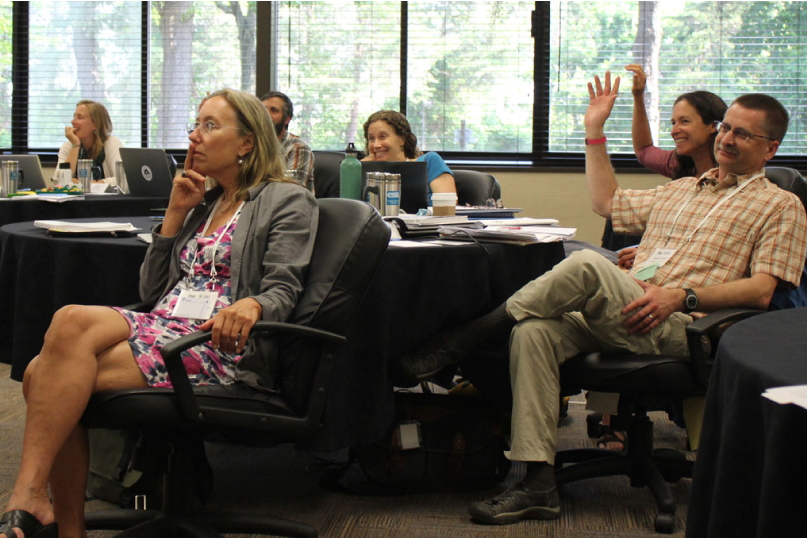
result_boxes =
[504,250,691,464]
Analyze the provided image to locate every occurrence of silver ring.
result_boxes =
[647,314,654,321]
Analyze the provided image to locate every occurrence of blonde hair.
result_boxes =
[206,88,295,201]
[76,100,113,160]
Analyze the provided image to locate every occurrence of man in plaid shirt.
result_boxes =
[398,72,807,525]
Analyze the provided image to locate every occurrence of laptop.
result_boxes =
[361,161,428,214]
[119,148,174,197]
[0,155,47,190]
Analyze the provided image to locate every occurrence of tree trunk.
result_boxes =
[156,1,194,148]
[217,1,256,92]
[633,2,662,145]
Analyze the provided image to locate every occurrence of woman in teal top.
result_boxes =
[362,110,457,195]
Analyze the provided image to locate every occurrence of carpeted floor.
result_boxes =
[0,363,692,537]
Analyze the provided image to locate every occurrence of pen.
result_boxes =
[501,226,522,230]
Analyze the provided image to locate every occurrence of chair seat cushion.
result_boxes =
[82,384,294,434]
[560,352,703,397]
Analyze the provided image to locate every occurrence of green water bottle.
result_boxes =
[339,142,362,200]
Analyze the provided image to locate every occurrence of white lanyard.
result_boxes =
[663,174,761,246]
[189,197,244,281]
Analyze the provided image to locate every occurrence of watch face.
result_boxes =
[686,293,698,310]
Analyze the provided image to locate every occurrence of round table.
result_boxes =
[687,308,807,538]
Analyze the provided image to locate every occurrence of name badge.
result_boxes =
[634,262,658,281]
[171,290,219,320]
[646,248,677,267]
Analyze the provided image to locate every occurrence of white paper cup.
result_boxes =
[432,192,458,216]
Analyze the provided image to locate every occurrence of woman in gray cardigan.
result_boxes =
[0,89,317,538]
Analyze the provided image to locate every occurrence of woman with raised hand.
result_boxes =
[362,110,457,195]
[58,100,123,186]
[0,89,317,538]
[616,64,727,270]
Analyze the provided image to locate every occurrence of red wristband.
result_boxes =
[585,137,607,145]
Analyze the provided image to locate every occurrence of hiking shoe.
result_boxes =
[393,331,468,387]
[468,483,560,525]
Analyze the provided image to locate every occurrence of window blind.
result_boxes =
[148,1,256,149]
[548,1,806,156]
[274,1,401,152]
[0,2,12,148]
[27,1,141,150]
[406,2,534,154]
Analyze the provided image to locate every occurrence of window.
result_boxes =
[274,1,535,154]
[148,1,256,148]
[27,1,141,149]
[3,1,806,167]
[0,2,12,148]
[548,1,806,157]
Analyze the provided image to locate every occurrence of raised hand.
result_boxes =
[625,64,647,96]
[585,71,621,133]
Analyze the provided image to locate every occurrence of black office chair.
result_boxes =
[312,151,345,199]
[82,198,390,538]
[554,168,807,534]
[452,170,501,206]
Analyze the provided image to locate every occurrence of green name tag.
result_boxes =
[634,262,658,281]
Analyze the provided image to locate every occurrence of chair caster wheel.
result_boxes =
[654,512,676,534]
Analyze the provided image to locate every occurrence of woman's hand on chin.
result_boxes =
[167,143,206,215]
[64,126,80,147]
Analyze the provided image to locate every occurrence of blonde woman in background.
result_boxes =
[57,100,123,186]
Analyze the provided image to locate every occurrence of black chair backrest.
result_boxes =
[453,169,501,205]
[282,198,390,411]
[765,167,807,210]
[313,151,345,199]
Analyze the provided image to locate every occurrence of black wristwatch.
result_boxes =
[683,288,699,313]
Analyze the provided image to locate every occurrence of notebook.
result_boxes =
[119,148,174,197]
[0,155,47,190]
[361,161,428,214]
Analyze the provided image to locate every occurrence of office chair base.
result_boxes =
[85,510,318,538]
[554,412,692,534]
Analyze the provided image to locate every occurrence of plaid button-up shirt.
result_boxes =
[612,167,807,290]
[280,131,315,194]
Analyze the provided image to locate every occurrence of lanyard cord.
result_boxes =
[663,174,761,246]
[189,197,245,281]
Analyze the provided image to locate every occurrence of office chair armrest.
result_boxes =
[158,322,346,425]
[686,308,765,388]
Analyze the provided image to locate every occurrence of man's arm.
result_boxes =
[585,72,621,218]
[622,273,777,335]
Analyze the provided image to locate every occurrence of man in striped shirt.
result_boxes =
[398,72,807,525]
[261,91,315,193]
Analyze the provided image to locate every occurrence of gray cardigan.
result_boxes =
[139,180,318,390]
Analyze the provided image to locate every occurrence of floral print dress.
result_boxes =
[115,213,242,388]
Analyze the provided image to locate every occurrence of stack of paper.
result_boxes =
[438,224,576,244]
[762,385,807,410]
[34,220,140,233]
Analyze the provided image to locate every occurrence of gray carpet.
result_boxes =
[0,363,691,537]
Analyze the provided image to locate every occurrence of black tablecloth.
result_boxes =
[0,217,564,448]
[686,309,807,538]
[0,195,168,228]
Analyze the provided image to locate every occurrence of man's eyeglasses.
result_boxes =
[187,121,244,136]
[714,121,774,142]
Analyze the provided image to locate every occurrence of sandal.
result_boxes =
[0,510,58,538]
[596,429,627,452]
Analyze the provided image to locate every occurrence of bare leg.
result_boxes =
[2,306,146,538]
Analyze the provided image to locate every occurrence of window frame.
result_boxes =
[6,1,807,171]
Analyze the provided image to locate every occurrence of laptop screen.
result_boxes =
[119,148,173,197]
[0,155,47,190]
[361,161,428,214]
